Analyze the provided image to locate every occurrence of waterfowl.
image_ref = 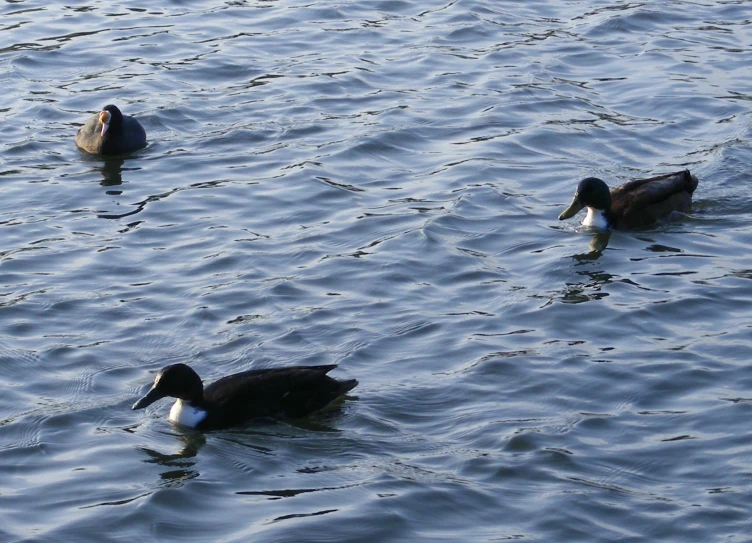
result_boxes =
[132,363,358,430]
[75,104,146,155]
[558,170,698,229]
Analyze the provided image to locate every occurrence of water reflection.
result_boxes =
[98,179,225,220]
[237,482,359,499]
[99,158,124,187]
[539,267,616,307]
[78,154,134,188]
[138,431,204,486]
[561,269,615,304]
[567,231,611,262]
[588,231,611,254]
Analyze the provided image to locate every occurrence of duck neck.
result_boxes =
[182,391,204,408]
[180,376,205,407]
[582,207,611,229]
[169,398,208,427]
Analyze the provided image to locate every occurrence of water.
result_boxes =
[1,0,752,541]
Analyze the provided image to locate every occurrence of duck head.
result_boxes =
[98,104,123,137]
[559,177,612,228]
[132,363,204,410]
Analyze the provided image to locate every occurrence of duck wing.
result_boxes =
[75,114,104,154]
[610,170,698,229]
[202,365,357,428]
[117,115,147,152]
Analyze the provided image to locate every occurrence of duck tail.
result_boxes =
[684,169,699,194]
[338,378,359,396]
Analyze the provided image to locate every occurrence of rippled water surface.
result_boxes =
[2,1,752,541]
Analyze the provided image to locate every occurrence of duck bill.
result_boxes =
[99,111,111,137]
[132,387,166,410]
[558,197,584,220]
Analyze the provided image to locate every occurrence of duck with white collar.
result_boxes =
[559,170,698,230]
[132,363,358,430]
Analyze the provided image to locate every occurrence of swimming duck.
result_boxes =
[558,170,698,229]
[75,104,147,155]
[132,363,358,430]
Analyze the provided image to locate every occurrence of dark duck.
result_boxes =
[559,170,698,229]
[132,363,358,430]
[75,104,147,155]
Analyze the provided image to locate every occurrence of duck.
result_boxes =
[75,104,147,155]
[132,363,358,430]
[558,170,698,229]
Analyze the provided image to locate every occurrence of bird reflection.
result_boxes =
[136,411,349,488]
[572,231,611,262]
[138,431,204,486]
[99,157,124,187]
[560,269,615,304]
[589,231,611,253]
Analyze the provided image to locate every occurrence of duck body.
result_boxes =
[559,170,698,230]
[75,104,146,155]
[132,363,358,430]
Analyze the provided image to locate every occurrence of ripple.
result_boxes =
[1,0,751,541]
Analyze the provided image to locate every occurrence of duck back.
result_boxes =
[200,365,358,429]
[610,170,698,229]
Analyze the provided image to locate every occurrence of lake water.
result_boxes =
[1,1,752,541]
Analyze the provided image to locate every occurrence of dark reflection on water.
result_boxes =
[237,483,359,499]
[139,444,201,488]
[140,431,204,465]
[560,269,614,304]
[99,158,125,187]
[1,0,752,542]
[562,230,612,261]
[269,508,339,524]
[586,231,611,255]
[97,179,226,219]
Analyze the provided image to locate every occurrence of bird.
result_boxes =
[132,363,358,430]
[75,104,147,155]
[558,170,698,229]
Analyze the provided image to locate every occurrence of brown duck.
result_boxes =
[75,104,147,155]
[558,170,698,229]
[132,363,358,430]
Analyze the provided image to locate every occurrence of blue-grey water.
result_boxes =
[1,1,752,541]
